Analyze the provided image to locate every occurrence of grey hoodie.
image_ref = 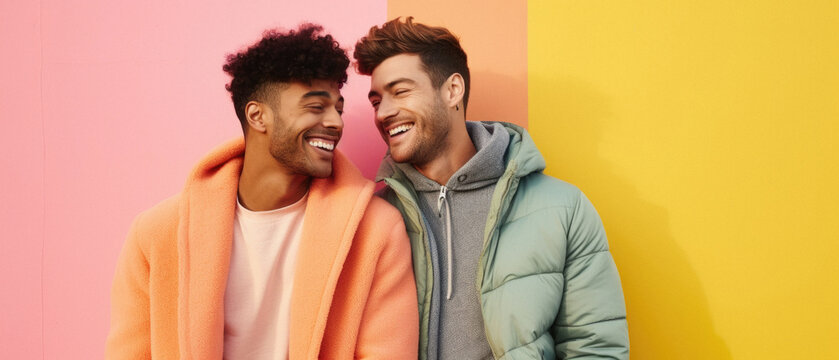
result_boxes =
[389,121,509,360]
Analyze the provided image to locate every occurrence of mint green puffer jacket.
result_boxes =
[377,122,629,359]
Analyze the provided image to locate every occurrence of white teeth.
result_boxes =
[308,140,334,151]
[388,124,413,136]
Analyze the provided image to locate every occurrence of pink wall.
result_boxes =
[0,1,45,357]
[0,1,386,358]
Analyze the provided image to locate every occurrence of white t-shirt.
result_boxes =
[223,194,307,360]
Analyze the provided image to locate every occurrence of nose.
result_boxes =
[375,97,398,123]
[323,106,344,131]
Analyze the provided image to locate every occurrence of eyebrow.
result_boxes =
[300,91,343,106]
[368,78,416,99]
[302,90,333,99]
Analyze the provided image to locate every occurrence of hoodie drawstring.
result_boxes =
[437,186,453,300]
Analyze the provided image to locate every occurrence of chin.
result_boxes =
[388,146,412,164]
[389,152,409,164]
[308,165,333,178]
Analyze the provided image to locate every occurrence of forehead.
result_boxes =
[278,80,341,99]
[370,53,431,88]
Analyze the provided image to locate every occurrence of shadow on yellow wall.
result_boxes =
[533,75,731,358]
[530,1,839,357]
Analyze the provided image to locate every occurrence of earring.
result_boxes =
[456,104,459,111]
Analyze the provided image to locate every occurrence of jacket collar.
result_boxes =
[375,121,546,185]
[175,137,374,359]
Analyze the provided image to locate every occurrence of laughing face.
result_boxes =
[264,80,344,178]
[368,54,451,166]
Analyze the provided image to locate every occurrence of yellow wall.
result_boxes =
[529,1,839,358]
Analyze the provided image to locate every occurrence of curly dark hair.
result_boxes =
[223,24,349,131]
[354,17,470,112]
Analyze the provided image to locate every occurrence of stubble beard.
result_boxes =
[268,114,331,178]
[399,97,451,167]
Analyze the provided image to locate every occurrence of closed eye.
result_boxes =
[307,105,324,113]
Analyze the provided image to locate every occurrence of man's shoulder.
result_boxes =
[361,194,404,227]
[136,193,181,223]
[127,193,182,248]
[515,172,585,209]
[350,192,411,256]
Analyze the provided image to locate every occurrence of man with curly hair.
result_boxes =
[106,24,418,359]
[354,17,629,359]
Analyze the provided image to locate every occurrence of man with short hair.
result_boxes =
[106,24,418,359]
[354,17,629,359]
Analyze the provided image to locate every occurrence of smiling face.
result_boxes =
[368,54,452,166]
[263,79,344,178]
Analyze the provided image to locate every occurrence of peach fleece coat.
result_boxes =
[106,138,419,359]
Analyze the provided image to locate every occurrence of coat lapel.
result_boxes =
[173,140,374,359]
[177,138,243,359]
[288,151,374,358]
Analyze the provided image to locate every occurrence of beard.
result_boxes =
[268,115,334,179]
[391,96,451,166]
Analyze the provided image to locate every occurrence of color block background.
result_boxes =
[1,1,837,359]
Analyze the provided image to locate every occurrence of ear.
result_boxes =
[441,73,465,110]
[244,101,269,134]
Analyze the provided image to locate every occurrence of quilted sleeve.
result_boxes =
[551,191,629,359]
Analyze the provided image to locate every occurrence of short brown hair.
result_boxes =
[354,17,471,111]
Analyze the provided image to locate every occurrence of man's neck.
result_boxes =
[414,120,476,185]
[237,149,310,212]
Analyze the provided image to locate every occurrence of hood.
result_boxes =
[375,121,546,183]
